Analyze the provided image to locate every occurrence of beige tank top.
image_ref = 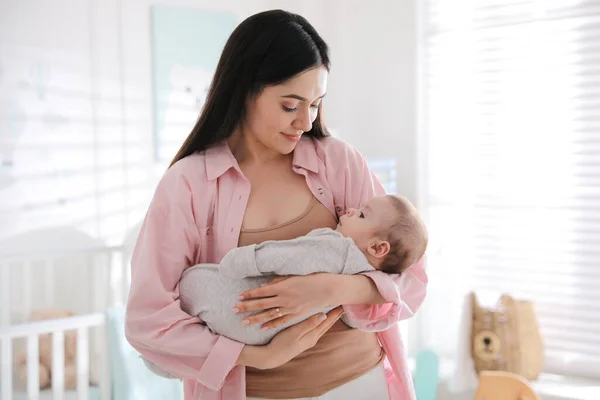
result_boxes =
[240,197,385,399]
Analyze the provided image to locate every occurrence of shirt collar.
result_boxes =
[291,136,319,174]
[204,140,239,181]
[204,136,320,181]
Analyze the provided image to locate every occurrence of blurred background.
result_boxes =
[0,0,599,399]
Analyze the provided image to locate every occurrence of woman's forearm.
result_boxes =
[330,274,387,305]
[236,344,269,369]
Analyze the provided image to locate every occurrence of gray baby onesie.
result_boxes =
[142,228,374,378]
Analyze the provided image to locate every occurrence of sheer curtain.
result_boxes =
[420,0,600,378]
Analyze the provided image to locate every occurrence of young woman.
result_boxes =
[125,9,427,400]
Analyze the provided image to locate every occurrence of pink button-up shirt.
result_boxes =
[125,136,428,400]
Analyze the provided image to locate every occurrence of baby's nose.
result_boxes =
[346,208,356,216]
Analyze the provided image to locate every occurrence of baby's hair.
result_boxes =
[378,195,428,274]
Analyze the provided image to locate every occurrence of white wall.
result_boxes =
[0,0,418,243]
[323,0,419,203]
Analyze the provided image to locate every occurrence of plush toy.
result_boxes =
[471,293,544,381]
[16,309,78,390]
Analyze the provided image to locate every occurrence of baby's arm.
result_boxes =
[220,229,374,279]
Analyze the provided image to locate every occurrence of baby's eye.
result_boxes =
[359,212,365,218]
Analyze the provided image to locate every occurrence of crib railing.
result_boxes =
[0,245,130,328]
[0,313,110,400]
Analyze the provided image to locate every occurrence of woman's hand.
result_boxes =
[233,273,337,330]
[238,307,345,370]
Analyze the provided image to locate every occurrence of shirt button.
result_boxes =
[231,228,234,233]
[239,196,242,200]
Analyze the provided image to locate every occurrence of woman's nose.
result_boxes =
[292,109,313,132]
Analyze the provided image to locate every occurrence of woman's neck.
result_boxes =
[228,126,291,167]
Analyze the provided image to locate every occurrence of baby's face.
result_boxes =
[335,195,395,251]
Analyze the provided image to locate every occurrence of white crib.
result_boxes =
[0,226,139,400]
[1,313,108,400]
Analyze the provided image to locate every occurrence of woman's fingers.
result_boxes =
[259,306,344,331]
[241,307,287,326]
[290,312,329,337]
[233,297,276,314]
[287,307,344,339]
[260,313,299,330]
[239,284,279,301]
[311,306,344,338]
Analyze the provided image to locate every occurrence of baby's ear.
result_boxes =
[368,239,390,258]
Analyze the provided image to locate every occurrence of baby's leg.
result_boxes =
[141,357,180,380]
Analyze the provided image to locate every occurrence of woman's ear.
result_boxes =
[367,239,390,259]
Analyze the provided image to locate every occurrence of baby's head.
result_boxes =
[335,195,428,274]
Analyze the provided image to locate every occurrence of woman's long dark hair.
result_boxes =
[169,10,331,167]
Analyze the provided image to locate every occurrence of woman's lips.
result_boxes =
[281,132,302,142]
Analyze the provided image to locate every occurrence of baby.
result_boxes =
[143,194,427,378]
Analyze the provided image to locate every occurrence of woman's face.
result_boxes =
[243,65,328,155]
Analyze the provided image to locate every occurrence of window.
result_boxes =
[420,0,600,378]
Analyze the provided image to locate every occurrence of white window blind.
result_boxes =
[421,0,600,378]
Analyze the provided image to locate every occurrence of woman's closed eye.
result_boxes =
[359,211,365,218]
[282,103,321,113]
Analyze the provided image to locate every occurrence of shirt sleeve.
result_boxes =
[330,141,429,331]
[124,170,244,391]
[219,230,374,278]
[344,256,428,331]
